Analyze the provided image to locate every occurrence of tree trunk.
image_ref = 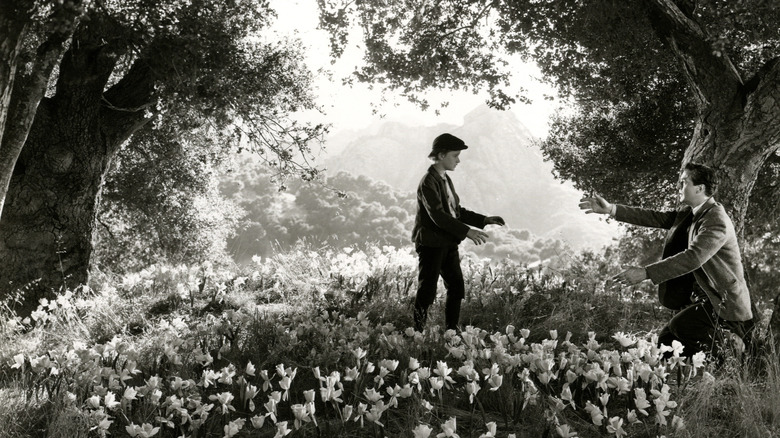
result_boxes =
[646,0,780,237]
[0,22,153,314]
[683,57,780,238]
[0,0,84,220]
[0,1,28,144]
[0,98,110,311]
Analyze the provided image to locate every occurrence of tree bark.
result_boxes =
[647,0,780,238]
[0,0,85,220]
[0,22,154,314]
[0,1,29,145]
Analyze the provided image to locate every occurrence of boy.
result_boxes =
[411,133,505,331]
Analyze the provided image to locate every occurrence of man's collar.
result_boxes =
[692,197,715,215]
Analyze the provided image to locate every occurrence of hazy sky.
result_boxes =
[267,0,560,139]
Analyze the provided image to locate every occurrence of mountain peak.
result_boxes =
[463,104,534,140]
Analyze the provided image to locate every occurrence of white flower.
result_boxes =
[634,388,651,416]
[671,415,685,430]
[223,418,245,438]
[104,392,120,410]
[584,401,604,426]
[437,417,459,438]
[479,421,497,438]
[209,392,235,414]
[412,424,433,438]
[487,373,503,391]
[606,416,626,437]
[10,354,24,369]
[125,423,160,438]
[352,347,367,361]
[245,361,256,377]
[274,421,292,438]
[123,386,138,401]
[379,359,399,371]
[555,424,578,438]
[612,332,637,347]
[87,394,101,409]
[342,404,354,422]
[344,366,360,381]
[250,415,265,429]
[465,381,481,404]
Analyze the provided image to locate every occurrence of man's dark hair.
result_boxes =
[684,162,719,196]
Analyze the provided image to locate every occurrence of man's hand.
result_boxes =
[485,216,505,226]
[466,229,489,245]
[612,267,647,285]
[579,194,612,215]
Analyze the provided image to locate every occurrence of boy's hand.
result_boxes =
[466,229,489,245]
[485,216,505,226]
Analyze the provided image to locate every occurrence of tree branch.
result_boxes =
[101,57,156,147]
[646,0,743,109]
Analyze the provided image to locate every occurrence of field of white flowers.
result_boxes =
[1,244,778,438]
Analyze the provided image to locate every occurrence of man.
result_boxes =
[412,133,505,332]
[579,162,753,358]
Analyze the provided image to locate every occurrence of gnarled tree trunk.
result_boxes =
[0,21,153,314]
[0,0,84,220]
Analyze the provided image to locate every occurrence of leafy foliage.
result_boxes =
[315,0,780,225]
[94,122,243,274]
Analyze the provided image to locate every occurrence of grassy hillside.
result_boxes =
[1,244,778,438]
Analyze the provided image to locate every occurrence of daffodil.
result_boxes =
[104,392,120,411]
[125,423,160,438]
[612,332,637,347]
[584,401,604,426]
[555,424,578,438]
[465,381,481,404]
[274,421,292,438]
[437,417,459,438]
[250,414,266,429]
[413,424,433,438]
[365,400,387,426]
[479,421,497,438]
[291,404,312,429]
[344,366,360,381]
[364,387,383,403]
[224,418,245,438]
[209,392,235,414]
[606,416,626,437]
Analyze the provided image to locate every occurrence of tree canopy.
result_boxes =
[0,0,327,309]
[316,0,780,236]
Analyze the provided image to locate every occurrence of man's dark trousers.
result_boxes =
[658,300,754,358]
[414,244,464,331]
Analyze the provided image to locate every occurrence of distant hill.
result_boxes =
[323,105,619,250]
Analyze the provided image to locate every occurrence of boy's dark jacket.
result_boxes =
[412,166,486,247]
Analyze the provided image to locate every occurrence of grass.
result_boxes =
[0,243,777,438]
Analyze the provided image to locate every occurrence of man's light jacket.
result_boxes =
[616,198,753,321]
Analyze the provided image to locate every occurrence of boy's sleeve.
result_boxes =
[419,175,471,239]
[458,206,487,229]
